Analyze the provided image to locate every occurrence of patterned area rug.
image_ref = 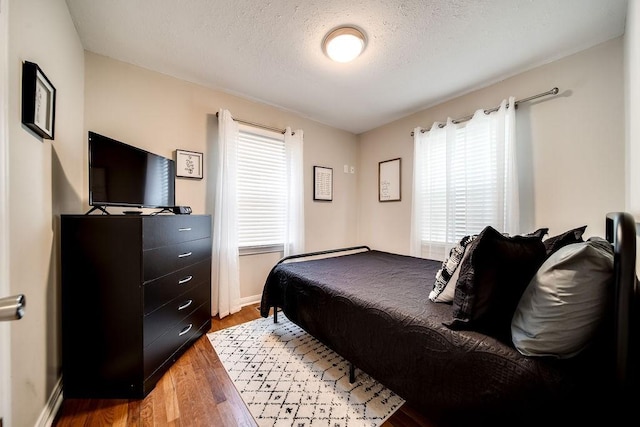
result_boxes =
[208,314,405,427]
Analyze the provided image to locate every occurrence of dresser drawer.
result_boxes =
[144,282,210,347]
[143,237,211,281]
[144,259,211,315]
[143,301,211,379]
[143,216,211,249]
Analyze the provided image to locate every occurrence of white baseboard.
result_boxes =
[35,377,63,427]
[239,294,261,308]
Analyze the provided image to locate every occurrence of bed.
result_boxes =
[259,212,638,425]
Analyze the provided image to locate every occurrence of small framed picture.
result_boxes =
[21,61,56,140]
[379,158,401,202]
[175,149,203,179]
[313,166,333,201]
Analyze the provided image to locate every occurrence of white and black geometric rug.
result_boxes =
[207,314,405,427]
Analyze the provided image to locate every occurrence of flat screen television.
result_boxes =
[88,131,176,210]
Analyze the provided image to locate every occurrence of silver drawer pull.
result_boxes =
[178,227,192,232]
[178,299,193,311]
[178,323,193,336]
[178,275,193,285]
[178,251,192,258]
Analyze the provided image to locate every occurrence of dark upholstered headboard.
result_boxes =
[606,212,638,395]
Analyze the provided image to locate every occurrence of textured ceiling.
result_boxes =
[65,0,628,134]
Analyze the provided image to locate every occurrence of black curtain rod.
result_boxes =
[411,87,559,136]
[215,112,294,136]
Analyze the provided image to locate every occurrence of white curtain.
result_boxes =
[410,119,452,258]
[211,109,241,318]
[410,97,518,260]
[409,125,425,257]
[284,127,305,257]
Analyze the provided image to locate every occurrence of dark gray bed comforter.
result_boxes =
[259,250,609,425]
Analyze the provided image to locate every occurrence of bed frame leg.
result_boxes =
[273,306,278,323]
[349,363,355,383]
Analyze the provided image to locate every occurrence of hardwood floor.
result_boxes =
[53,304,436,426]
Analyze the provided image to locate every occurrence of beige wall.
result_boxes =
[84,52,359,304]
[624,0,640,274]
[8,0,85,425]
[357,37,626,255]
[626,0,640,215]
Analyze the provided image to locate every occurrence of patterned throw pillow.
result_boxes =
[430,235,476,302]
[433,246,471,303]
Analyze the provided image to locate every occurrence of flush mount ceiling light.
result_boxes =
[322,26,367,63]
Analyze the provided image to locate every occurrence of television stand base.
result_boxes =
[85,206,110,215]
[150,207,174,215]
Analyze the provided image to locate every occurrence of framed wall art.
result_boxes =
[21,61,56,140]
[379,158,401,202]
[175,149,203,179]
[313,166,333,201]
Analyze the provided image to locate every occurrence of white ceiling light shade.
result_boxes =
[322,26,367,63]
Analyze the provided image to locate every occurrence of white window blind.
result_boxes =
[420,127,500,244]
[237,126,286,252]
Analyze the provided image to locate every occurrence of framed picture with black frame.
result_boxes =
[21,61,56,140]
[175,149,204,179]
[313,166,333,201]
[379,158,401,202]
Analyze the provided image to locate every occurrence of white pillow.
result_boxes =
[511,237,613,359]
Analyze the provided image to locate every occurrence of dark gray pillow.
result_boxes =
[543,225,587,257]
[524,228,549,239]
[430,228,546,303]
[511,237,613,359]
[445,226,547,342]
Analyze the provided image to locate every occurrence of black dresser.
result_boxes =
[61,214,212,398]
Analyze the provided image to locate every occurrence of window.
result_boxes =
[236,125,287,254]
[411,99,518,260]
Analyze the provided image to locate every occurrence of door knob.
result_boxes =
[0,294,25,321]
